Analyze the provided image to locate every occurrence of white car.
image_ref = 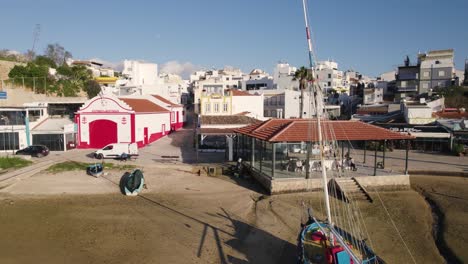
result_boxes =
[94,143,138,159]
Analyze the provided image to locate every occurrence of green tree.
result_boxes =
[34,55,57,68]
[8,62,51,94]
[84,80,101,98]
[434,86,468,109]
[293,66,314,118]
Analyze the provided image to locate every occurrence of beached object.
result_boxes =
[120,169,145,196]
[87,163,103,177]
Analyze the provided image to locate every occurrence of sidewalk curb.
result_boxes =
[409,170,468,177]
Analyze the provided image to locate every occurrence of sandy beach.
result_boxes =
[1,165,465,263]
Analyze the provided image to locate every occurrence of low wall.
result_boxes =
[271,178,323,194]
[354,175,410,191]
[248,165,410,194]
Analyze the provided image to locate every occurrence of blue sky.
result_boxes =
[1,0,467,77]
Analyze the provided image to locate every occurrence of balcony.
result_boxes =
[397,86,418,92]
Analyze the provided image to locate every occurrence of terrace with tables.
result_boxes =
[234,119,414,193]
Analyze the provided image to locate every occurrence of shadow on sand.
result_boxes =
[136,194,296,263]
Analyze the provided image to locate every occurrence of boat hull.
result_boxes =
[298,221,378,264]
[120,169,145,196]
[87,164,103,178]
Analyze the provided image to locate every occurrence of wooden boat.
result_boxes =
[86,163,103,177]
[120,169,145,196]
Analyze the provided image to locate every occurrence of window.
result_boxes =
[214,103,219,113]
[0,132,19,150]
[223,103,228,112]
[103,145,113,150]
[171,112,175,122]
[328,74,332,78]
[423,71,430,77]
[438,70,445,77]
[205,103,211,113]
[401,81,407,87]
[422,83,429,89]
[327,81,331,87]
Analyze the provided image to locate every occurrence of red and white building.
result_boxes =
[75,94,184,149]
[151,95,185,131]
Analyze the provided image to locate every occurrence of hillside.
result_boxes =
[0,59,25,80]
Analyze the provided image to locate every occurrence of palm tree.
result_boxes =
[293,66,314,118]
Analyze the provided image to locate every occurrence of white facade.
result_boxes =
[122,60,158,86]
[264,90,340,119]
[403,97,444,124]
[315,60,345,93]
[363,87,384,105]
[273,63,299,91]
[199,89,264,119]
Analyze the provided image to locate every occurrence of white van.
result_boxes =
[94,143,138,159]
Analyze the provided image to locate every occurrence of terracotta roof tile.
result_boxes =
[433,111,468,119]
[230,89,256,96]
[151,95,183,107]
[119,98,170,113]
[234,119,414,142]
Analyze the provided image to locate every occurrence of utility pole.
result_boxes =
[30,24,41,61]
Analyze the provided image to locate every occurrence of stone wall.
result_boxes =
[354,175,410,191]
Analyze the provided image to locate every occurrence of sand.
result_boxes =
[0,167,457,263]
[411,175,468,263]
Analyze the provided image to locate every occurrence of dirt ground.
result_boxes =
[0,167,453,263]
[411,175,468,263]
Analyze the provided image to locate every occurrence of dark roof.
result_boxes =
[235,119,414,142]
[119,98,169,113]
[199,128,236,134]
[152,95,183,107]
[200,115,259,125]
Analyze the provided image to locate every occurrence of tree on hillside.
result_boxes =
[293,66,314,118]
[34,55,57,68]
[84,80,101,98]
[44,43,72,66]
[434,86,468,109]
[8,63,51,93]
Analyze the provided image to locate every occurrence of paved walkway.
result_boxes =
[350,149,468,175]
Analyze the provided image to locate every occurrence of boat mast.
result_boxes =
[301,0,333,226]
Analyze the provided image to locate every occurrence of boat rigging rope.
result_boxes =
[374,189,418,264]
[342,135,420,261]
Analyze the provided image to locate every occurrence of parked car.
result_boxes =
[16,145,50,157]
[94,143,138,159]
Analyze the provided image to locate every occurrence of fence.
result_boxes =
[0,77,48,94]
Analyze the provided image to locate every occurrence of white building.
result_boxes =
[192,67,245,112]
[403,97,444,124]
[102,60,186,104]
[273,63,299,91]
[264,90,340,119]
[199,89,264,119]
[363,85,384,105]
[418,49,455,93]
[315,60,345,94]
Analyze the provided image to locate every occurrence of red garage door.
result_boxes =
[89,119,118,148]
